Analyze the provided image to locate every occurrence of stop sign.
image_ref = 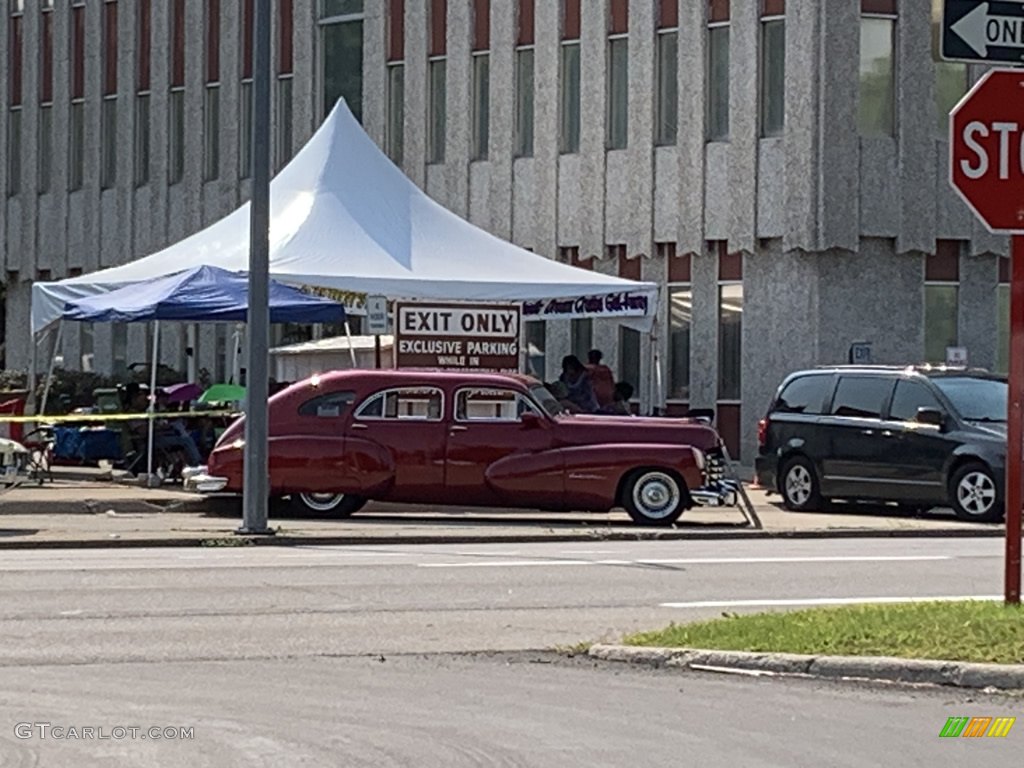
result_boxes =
[950,68,1024,234]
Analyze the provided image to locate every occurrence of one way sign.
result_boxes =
[939,1,1024,63]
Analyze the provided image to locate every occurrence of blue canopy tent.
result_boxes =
[43,265,347,480]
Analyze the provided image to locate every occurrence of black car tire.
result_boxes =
[622,469,685,526]
[288,492,367,518]
[779,456,822,512]
[949,462,1003,523]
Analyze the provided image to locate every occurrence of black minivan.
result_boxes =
[754,366,1007,522]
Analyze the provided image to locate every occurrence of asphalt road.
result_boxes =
[0,537,1017,766]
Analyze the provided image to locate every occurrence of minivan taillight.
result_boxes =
[757,418,769,448]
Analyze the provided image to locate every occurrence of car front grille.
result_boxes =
[706,450,727,482]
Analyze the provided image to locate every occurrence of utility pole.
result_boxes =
[238,0,273,536]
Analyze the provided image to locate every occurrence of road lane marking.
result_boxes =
[659,595,1000,609]
[416,555,952,569]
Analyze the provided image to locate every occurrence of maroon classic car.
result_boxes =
[190,370,737,526]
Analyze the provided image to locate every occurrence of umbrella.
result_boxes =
[199,384,247,404]
[161,382,202,403]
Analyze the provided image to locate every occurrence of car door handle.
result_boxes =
[881,430,894,438]
[450,425,468,433]
[860,429,875,436]
[351,423,368,431]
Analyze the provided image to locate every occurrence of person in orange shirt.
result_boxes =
[586,349,615,408]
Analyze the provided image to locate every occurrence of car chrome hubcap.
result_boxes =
[785,465,812,506]
[633,473,680,519]
[300,493,343,512]
[957,472,996,516]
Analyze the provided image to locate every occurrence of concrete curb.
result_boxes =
[0,498,214,516]
[0,523,1007,550]
[588,644,1024,691]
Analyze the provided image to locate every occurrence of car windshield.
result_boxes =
[931,376,1007,422]
[530,384,566,418]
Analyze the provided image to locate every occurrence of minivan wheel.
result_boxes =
[289,492,367,518]
[779,456,822,512]
[950,463,1003,523]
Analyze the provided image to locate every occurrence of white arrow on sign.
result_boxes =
[952,2,1024,57]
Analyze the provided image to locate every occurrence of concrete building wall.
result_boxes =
[0,0,1011,463]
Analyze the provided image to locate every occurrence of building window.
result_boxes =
[924,244,960,365]
[6,108,20,197]
[935,60,967,138]
[204,86,220,181]
[135,0,150,186]
[134,94,150,186]
[168,89,185,184]
[997,272,1009,375]
[204,0,220,181]
[525,321,545,379]
[655,29,678,146]
[607,36,628,150]
[760,15,784,137]
[69,100,83,191]
[385,0,404,163]
[239,80,252,178]
[559,42,580,153]
[664,244,690,401]
[924,284,958,364]
[169,0,185,184]
[718,283,743,401]
[707,23,730,141]
[471,53,489,160]
[386,64,404,163]
[38,5,53,193]
[276,77,293,170]
[37,105,52,193]
[320,0,364,120]
[427,58,446,163]
[859,14,895,138]
[100,97,117,189]
[513,48,534,157]
[571,318,592,362]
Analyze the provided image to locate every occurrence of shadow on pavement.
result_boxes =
[200,498,750,529]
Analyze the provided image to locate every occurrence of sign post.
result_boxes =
[365,295,389,370]
[949,67,1024,603]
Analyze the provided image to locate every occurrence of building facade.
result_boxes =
[0,0,1012,460]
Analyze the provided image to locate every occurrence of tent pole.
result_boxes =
[343,321,358,368]
[39,321,64,416]
[147,320,160,482]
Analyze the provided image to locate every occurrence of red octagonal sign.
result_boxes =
[951,68,1024,234]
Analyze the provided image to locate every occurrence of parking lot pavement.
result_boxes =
[0,475,1000,548]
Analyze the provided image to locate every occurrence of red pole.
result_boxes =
[1006,236,1024,605]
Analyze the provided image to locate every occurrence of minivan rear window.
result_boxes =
[775,375,832,415]
[830,376,893,419]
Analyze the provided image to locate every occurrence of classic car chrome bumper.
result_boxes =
[690,479,740,508]
[183,466,229,493]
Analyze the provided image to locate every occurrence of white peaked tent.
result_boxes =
[31,100,657,333]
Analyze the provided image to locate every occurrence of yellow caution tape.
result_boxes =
[0,410,240,424]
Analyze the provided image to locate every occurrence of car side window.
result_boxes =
[775,375,832,414]
[455,388,537,422]
[889,381,943,422]
[298,391,356,418]
[829,376,893,419]
[355,387,444,422]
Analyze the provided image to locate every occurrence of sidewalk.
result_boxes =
[0,472,999,549]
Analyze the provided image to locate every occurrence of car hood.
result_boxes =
[964,420,1007,439]
[554,414,723,452]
